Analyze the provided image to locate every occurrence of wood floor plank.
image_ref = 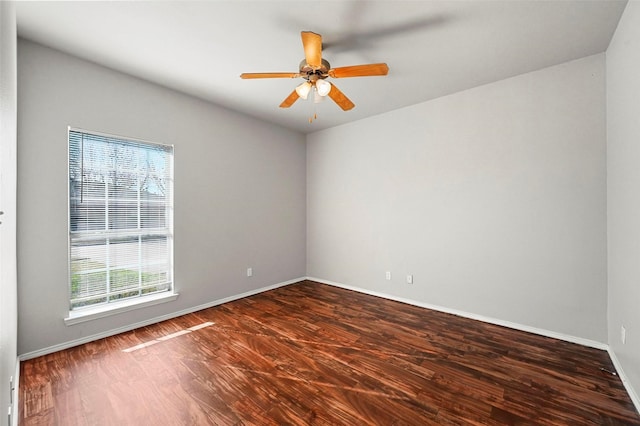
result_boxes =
[20,280,640,425]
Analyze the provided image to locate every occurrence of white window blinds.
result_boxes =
[69,128,174,310]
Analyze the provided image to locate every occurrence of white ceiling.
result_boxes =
[15,0,627,134]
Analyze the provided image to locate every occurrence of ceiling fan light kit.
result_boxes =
[313,89,324,104]
[315,79,331,97]
[240,31,389,120]
[295,81,312,99]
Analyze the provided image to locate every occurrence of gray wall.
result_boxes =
[0,1,18,422]
[17,40,306,355]
[607,0,640,402]
[307,54,608,343]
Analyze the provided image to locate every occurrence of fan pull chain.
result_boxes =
[309,100,318,124]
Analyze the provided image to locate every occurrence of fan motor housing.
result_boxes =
[299,59,331,81]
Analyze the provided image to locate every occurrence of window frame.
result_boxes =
[65,127,177,325]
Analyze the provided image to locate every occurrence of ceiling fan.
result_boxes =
[240,31,389,113]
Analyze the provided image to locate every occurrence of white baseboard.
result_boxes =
[306,276,608,350]
[15,276,639,417]
[306,279,640,412]
[608,348,640,415]
[19,277,304,361]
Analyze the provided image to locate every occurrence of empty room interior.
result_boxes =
[2,0,640,424]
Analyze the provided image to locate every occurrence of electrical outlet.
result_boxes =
[385,271,391,280]
[621,325,626,344]
[246,267,253,277]
[406,274,413,284]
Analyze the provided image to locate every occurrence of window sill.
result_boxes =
[64,292,179,326]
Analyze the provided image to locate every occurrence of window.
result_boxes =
[68,128,174,312]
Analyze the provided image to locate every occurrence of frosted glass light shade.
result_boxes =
[295,81,312,99]
[315,79,331,96]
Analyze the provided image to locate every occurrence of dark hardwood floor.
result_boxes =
[20,280,640,425]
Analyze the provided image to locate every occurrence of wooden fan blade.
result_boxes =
[328,63,389,78]
[301,31,322,69]
[240,72,300,79]
[328,83,355,111]
[279,90,300,108]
